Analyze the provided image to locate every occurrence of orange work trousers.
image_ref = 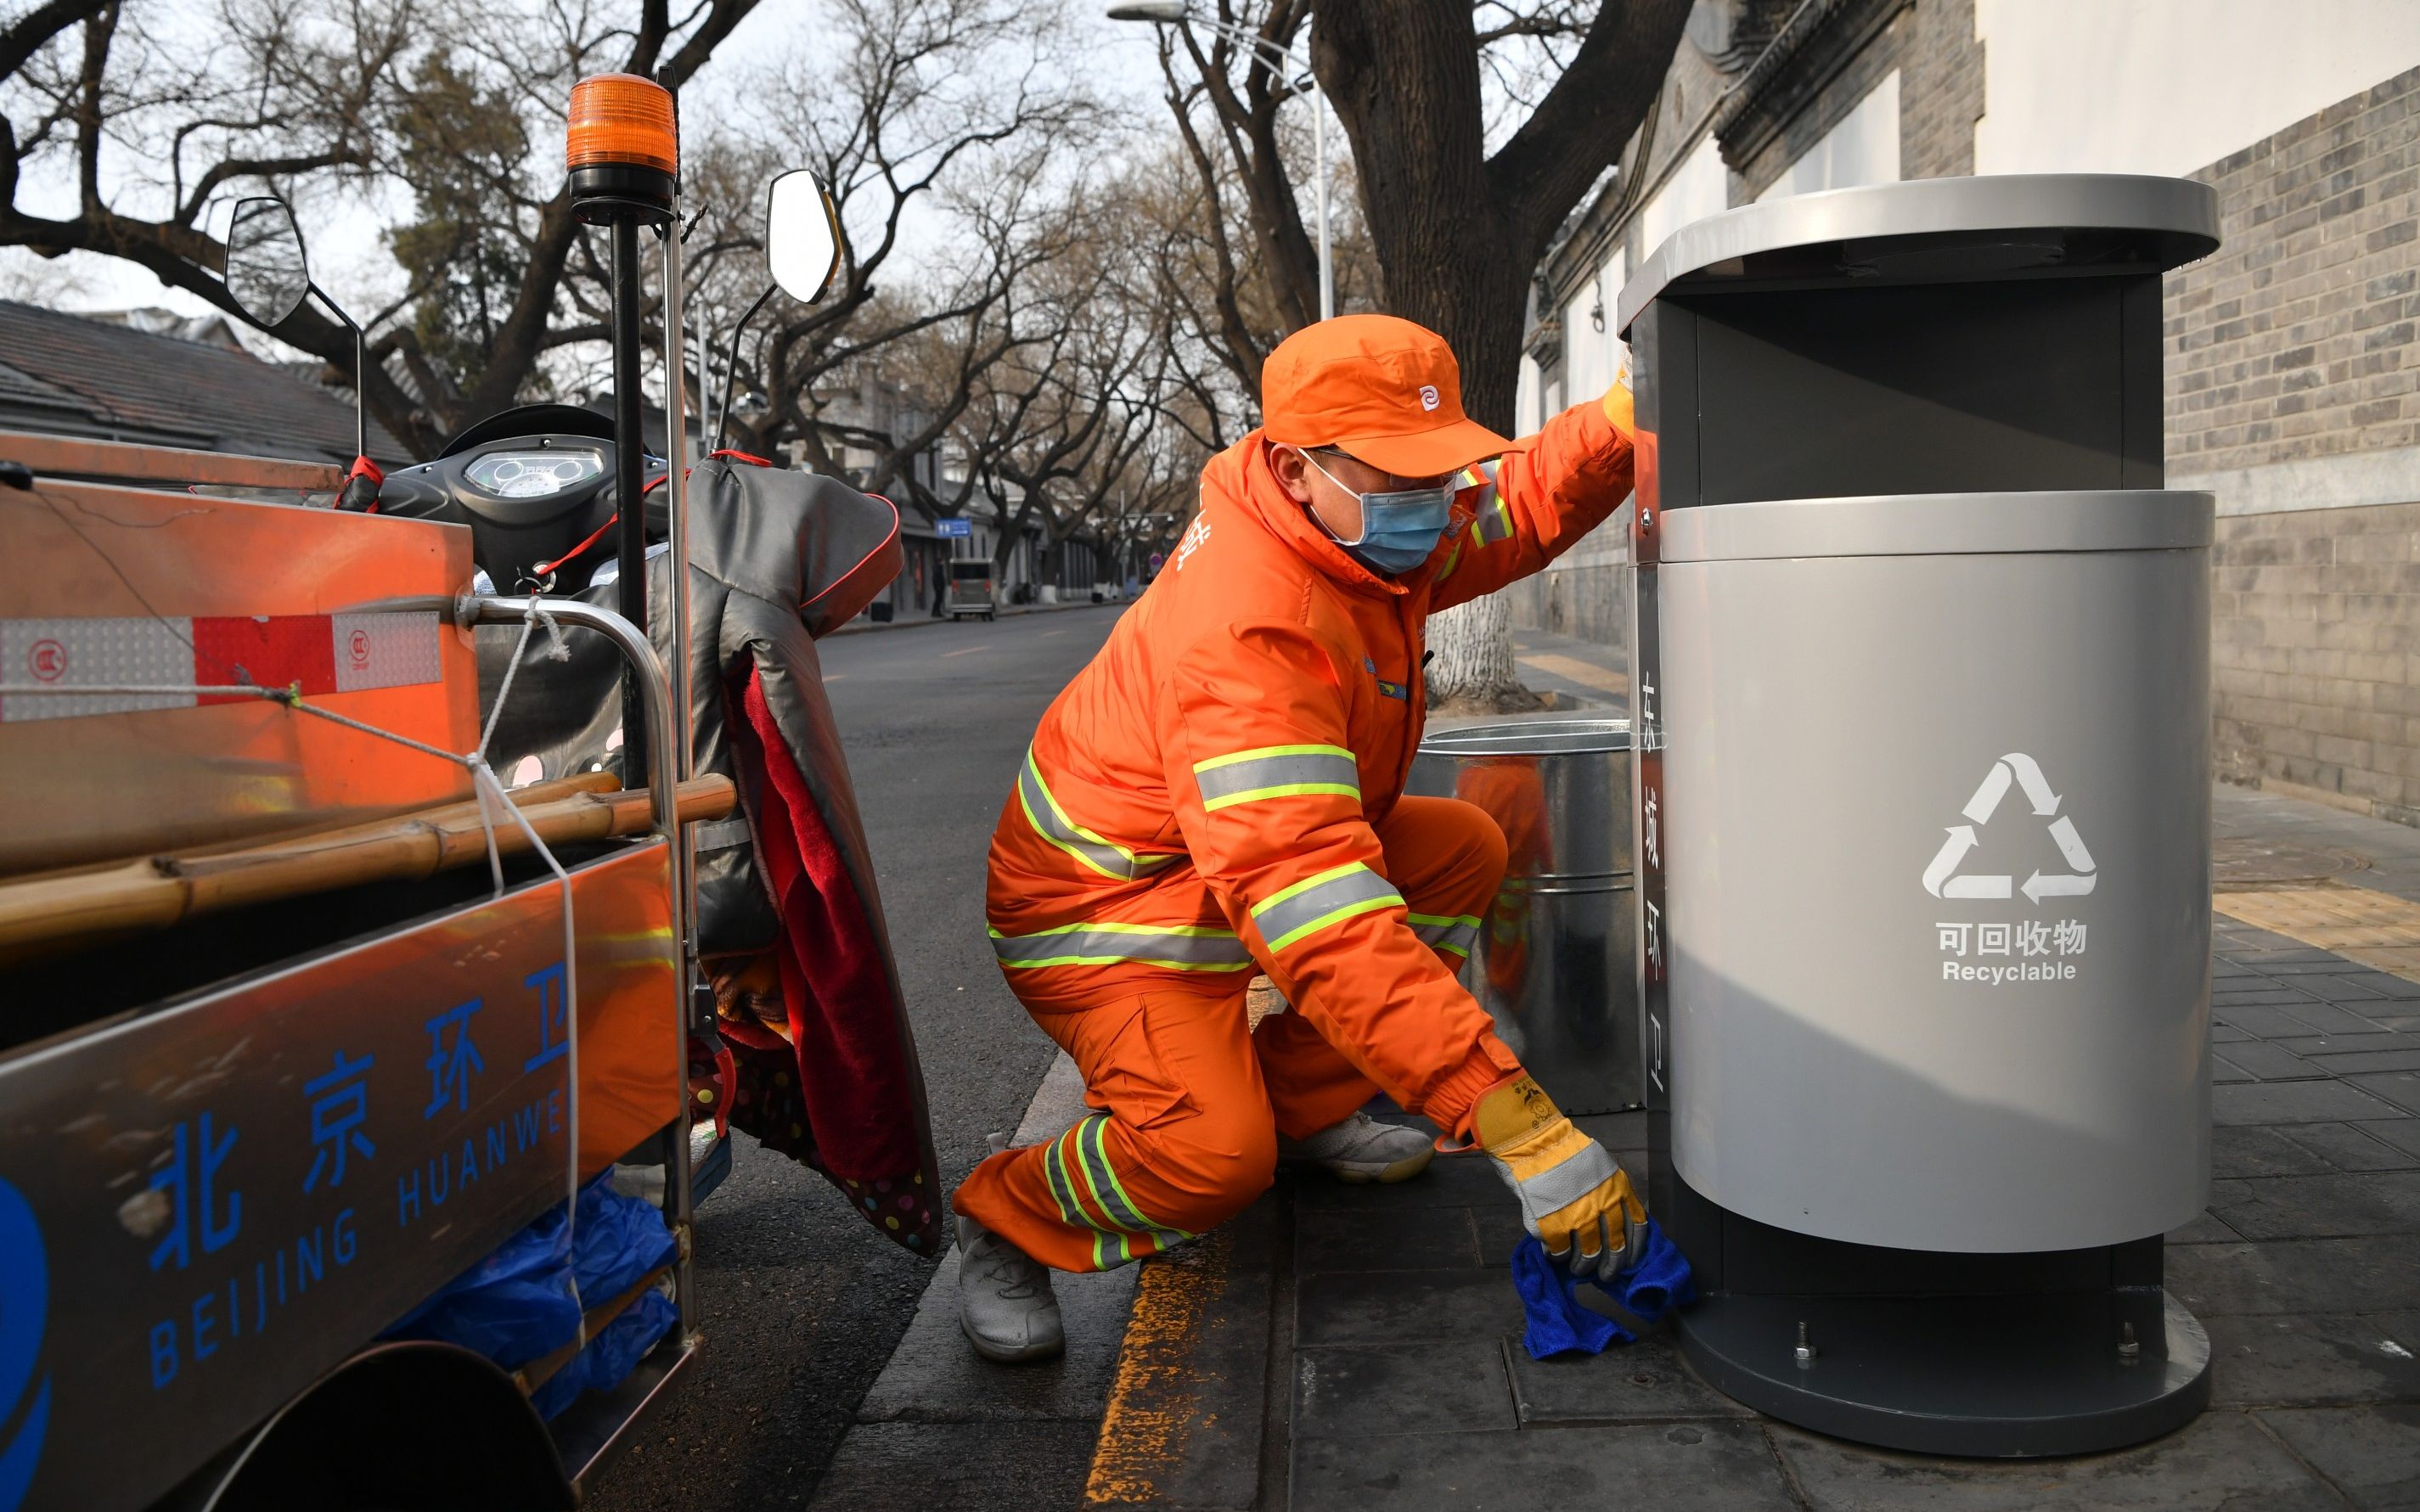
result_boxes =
[954,794,1506,1272]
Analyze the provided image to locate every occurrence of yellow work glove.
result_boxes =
[1602,379,1635,439]
[1474,1074,1646,1281]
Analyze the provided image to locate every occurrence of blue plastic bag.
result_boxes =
[385,1173,680,1416]
[1511,1217,1697,1360]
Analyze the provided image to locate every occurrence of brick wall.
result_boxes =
[2211,503,2420,827]
[2168,66,2420,474]
[1896,0,1982,179]
[2172,65,2420,827]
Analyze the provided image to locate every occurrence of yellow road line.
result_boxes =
[1517,651,1628,696]
[2214,882,2420,985]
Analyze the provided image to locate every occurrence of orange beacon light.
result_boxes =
[566,72,678,220]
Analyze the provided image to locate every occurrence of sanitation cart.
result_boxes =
[0,70,886,1512]
[0,429,721,1512]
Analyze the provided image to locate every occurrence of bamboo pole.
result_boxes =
[0,773,734,964]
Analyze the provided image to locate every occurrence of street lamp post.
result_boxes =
[1108,1,1331,322]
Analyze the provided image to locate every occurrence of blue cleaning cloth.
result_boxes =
[1511,1217,1697,1360]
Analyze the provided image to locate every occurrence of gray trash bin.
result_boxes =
[1408,717,1638,1115]
[1618,173,2222,1457]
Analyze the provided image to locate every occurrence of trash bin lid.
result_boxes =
[1615,173,2220,337]
[1418,717,1632,756]
[1657,489,2214,564]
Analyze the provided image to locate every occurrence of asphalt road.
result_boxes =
[588,604,1126,1510]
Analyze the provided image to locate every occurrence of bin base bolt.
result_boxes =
[1794,1321,1816,1367]
[2119,1321,2141,1360]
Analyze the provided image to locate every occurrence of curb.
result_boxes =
[1083,1193,1285,1512]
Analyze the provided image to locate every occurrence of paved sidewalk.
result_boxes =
[1075,776,2420,1510]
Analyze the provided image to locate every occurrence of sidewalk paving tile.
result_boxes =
[2276,1121,2420,1172]
[2360,1119,2420,1158]
[2216,1003,2338,1039]
[2166,1211,2243,1245]
[2271,1000,2406,1037]
[1764,1409,2342,1510]
[2275,1033,2412,1055]
[1295,1206,1482,1273]
[2323,1048,2420,1073]
[2256,1405,2420,1510]
[2201,1312,2420,1407]
[1291,1423,1794,1512]
[2208,1172,2420,1239]
[2213,1125,2338,1179]
[2217,1041,2325,1080]
[1294,1267,1526,1346]
[2348,1071,2420,1116]
[1290,1149,1504,1211]
[1292,1339,1515,1438]
[1502,1334,1757,1424]
[2168,1236,2420,1317]
[2212,1080,2408,1125]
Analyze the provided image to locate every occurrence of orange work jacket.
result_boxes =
[985,390,1638,1132]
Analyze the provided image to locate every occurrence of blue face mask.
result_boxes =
[1302,451,1455,576]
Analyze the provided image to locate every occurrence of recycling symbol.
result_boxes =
[1922,752,2097,905]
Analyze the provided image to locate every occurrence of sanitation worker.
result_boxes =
[954,313,1642,1361]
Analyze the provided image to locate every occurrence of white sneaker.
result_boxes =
[1278,1110,1435,1184]
[954,1158,1065,1364]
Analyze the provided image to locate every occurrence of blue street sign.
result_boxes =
[936,518,972,538]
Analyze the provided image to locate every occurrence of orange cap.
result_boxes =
[566,73,678,177]
[1261,314,1511,479]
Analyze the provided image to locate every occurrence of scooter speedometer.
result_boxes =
[464,447,606,498]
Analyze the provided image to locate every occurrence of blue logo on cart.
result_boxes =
[0,1178,48,1511]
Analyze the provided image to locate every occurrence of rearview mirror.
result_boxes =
[223,196,311,328]
[767,171,843,305]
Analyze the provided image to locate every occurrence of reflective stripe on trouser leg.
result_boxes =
[1016,747,1176,881]
[1251,862,1405,952]
[1038,1113,1190,1268]
[990,922,1256,973]
[1191,744,1360,812]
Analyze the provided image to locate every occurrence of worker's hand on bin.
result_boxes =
[1473,1074,1646,1282]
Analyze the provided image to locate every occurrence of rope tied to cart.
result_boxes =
[0,591,597,1345]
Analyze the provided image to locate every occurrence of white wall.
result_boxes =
[1637,136,1731,265]
[1517,354,1542,435]
[1975,0,2420,177]
[1557,242,1633,414]
[1758,70,1901,202]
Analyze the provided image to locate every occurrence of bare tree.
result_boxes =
[1147,0,1686,709]
[0,0,768,458]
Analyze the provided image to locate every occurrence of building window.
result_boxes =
[1759,70,1901,204]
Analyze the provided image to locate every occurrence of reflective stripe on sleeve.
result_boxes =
[988,921,1254,972]
[1016,747,1177,882]
[1407,911,1482,959]
[1192,743,1360,812]
[1472,485,1513,545]
[1251,862,1405,953]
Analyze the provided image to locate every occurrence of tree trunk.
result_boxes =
[1308,0,1688,709]
[1424,592,1539,714]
